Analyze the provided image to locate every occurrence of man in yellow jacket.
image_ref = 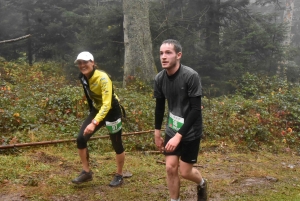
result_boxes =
[72,51,125,187]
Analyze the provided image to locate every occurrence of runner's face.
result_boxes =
[160,43,181,70]
[77,60,94,77]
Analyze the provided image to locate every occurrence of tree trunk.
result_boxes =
[206,0,220,54]
[25,11,33,66]
[204,0,220,77]
[282,0,294,46]
[277,0,294,76]
[123,0,157,87]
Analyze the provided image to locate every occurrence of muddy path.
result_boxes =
[0,146,299,201]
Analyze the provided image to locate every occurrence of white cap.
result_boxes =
[74,51,94,63]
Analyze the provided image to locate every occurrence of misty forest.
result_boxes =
[1,0,300,200]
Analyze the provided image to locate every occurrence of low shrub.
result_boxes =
[1,61,300,150]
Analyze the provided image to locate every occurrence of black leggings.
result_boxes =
[76,108,124,154]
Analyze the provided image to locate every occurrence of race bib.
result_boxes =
[168,112,184,131]
[105,118,122,134]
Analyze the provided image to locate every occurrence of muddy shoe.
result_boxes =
[109,173,123,187]
[197,179,208,201]
[71,170,93,184]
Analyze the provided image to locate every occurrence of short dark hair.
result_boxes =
[162,39,182,53]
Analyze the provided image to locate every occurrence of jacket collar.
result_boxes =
[78,68,96,80]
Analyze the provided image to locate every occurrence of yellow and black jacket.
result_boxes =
[79,69,120,123]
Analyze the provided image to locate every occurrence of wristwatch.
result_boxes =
[92,119,99,126]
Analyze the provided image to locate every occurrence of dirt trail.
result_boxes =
[0,146,299,201]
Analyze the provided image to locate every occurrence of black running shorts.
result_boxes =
[164,134,201,164]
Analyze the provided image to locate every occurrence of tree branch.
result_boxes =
[0,34,31,44]
[156,160,204,168]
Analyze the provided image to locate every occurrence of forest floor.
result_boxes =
[0,141,300,201]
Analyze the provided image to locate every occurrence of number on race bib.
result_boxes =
[168,112,184,131]
[105,118,122,134]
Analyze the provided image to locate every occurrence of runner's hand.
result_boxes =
[165,133,182,152]
[154,130,164,152]
[83,123,96,135]
[155,136,164,152]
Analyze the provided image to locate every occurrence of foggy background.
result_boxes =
[0,0,299,96]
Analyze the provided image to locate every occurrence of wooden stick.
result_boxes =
[0,129,164,149]
[141,151,161,154]
[156,160,204,168]
[0,34,31,44]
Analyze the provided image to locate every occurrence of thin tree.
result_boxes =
[279,0,295,75]
[282,0,294,46]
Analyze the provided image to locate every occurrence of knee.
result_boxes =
[113,144,124,154]
[179,166,195,179]
[110,132,124,154]
[179,168,190,179]
[165,163,178,176]
[76,135,87,149]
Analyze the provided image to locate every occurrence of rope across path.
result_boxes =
[0,130,163,149]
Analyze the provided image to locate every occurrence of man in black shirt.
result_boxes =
[154,39,208,201]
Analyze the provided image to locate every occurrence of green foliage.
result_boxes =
[115,78,156,151]
[203,73,300,149]
[0,60,86,140]
[0,60,157,150]
[1,60,300,150]
[235,72,288,98]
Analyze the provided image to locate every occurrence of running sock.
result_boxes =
[171,199,180,201]
[199,178,205,186]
